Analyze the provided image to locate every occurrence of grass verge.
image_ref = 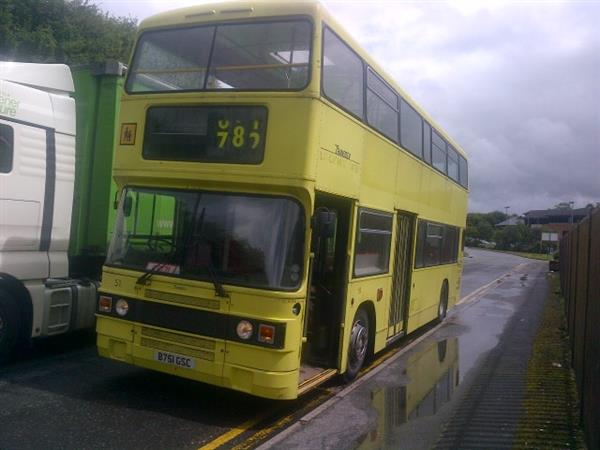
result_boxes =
[476,248,553,261]
[504,251,552,261]
[513,273,586,449]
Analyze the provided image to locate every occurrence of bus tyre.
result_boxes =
[0,290,20,363]
[343,308,370,382]
[438,280,449,321]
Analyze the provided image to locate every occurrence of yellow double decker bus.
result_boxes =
[96,1,468,400]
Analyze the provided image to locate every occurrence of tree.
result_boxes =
[494,224,540,252]
[0,0,136,65]
[466,211,507,241]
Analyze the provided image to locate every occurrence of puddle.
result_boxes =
[355,339,459,450]
[353,289,521,450]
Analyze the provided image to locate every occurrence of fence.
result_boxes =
[559,208,600,450]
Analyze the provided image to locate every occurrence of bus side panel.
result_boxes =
[406,264,461,333]
[314,103,363,198]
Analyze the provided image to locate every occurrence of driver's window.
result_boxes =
[128,191,176,242]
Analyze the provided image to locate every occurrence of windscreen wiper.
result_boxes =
[180,205,229,298]
[204,263,228,298]
[136,259,171,286]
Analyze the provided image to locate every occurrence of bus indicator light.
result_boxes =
[98,295,112,313]
[258,324,275,344]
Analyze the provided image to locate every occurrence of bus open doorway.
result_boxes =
[298,193,353,393]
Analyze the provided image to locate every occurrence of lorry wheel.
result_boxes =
[0,290,20,363]
[438,280,449,321]
[343,308,370,382]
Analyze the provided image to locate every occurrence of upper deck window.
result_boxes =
[127,20,312,93]
[459,155,468,188]
[432,129,447,174]
[322,27,364,119]
[447,145,459,182]
[366,69,398,141]
[400,99,423,159]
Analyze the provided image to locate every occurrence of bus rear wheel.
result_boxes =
[438,280,449,321]
[0,290,20,363]
[343,308,370,382]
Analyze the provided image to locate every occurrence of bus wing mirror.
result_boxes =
[123,195,133,218]
[315,210,336,239]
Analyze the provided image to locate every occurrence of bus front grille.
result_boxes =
[145,288,220,310]
[140,326,216,361]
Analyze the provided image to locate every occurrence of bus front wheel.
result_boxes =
[438,280,449,321]
[343,308,370,382]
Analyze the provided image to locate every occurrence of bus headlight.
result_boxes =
[236,320,253,340]
[115,299,129,316]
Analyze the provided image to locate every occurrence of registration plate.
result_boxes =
[154,350,195,369]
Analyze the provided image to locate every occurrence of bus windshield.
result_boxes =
[106,187,305,290]
[126,19,312,93]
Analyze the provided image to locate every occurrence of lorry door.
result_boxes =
[0,116,50,279]
[0,77,76,281]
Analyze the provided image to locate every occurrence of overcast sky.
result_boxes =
[94,0,599,214]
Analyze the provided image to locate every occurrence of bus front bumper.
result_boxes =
[96,316,300,400]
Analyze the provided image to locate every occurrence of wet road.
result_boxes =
[264,252,547,449]
[460,247,528,298]
[0,249,545,449]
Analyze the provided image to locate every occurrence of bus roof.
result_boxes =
[137,0,466,158]
[138,1,321,30]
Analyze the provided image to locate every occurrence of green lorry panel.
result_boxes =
[69,63,124,276]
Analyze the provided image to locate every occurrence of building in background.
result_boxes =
[524,207,591,237]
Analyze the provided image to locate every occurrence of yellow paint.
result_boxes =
[97,0,468,400]
[197,413,270,450]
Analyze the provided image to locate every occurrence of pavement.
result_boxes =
[263,249,579,450]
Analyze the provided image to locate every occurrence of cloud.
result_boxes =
[94,0,600,214]
[324,1,600,213]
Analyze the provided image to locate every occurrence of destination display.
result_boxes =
[143,105,267,164]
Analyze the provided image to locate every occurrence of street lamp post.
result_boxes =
[569,201,574,226]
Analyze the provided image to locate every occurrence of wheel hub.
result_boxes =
[350,321,368,362]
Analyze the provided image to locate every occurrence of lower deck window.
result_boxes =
[353,209,393,277]
[415,220,460,268]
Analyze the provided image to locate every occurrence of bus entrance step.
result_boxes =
[298,365,337,395]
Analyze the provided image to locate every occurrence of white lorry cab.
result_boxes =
[0,62,98,361]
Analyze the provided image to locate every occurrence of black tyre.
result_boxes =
[0,290,20,363]
[343,308,370,382]
[438,280,449,321]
